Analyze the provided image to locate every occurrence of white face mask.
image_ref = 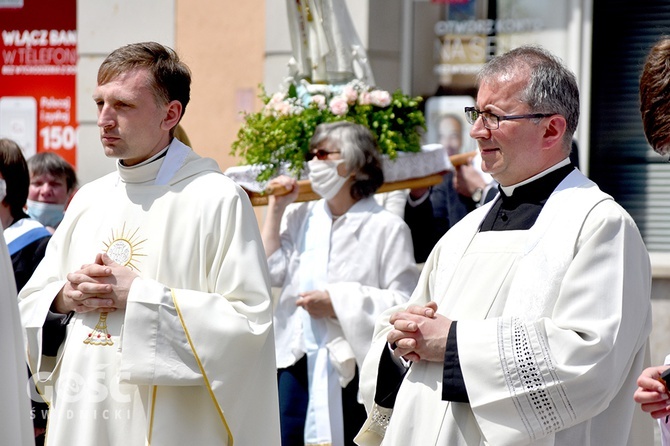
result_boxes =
[0,179,5,202]
[308,159,348,201]
[26,199,66,228]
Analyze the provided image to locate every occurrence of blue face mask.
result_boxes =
[26,199,65,228]
[0,179,6,202]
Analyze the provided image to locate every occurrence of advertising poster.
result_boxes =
[0,0,77,166]
[424,95,476,156]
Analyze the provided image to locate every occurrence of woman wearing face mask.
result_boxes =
[262,121,420,446]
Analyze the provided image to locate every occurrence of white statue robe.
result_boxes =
[286,0,375,85]
[356,169,654,446]
[0,233,34,446]
[19,139,280,446]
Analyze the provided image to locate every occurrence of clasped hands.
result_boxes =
[53,252,139,314]
[387,301,452,363]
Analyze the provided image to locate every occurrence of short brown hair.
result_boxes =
[478,45,580,151]
[640,37,670,155]
[98,42,191,131]
[27,152,78,192]
[0,138,29,219]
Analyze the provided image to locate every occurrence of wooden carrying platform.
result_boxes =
[246,151,475,206]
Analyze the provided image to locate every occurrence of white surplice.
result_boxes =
[269,197,420,444]
[0,233,34,446]
[19,139,280,446]
[357,169,654,446]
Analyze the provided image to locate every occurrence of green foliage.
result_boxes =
[231,80,426,182]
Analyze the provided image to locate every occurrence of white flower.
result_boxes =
[370,90,392,107]
[274,101,293,116]
[269,92,286,105]
[329,96,349,116]
[310,94,327,110]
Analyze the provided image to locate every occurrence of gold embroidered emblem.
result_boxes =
[84,223,146,346]
[103,223,146,270]
[83,312,114,346]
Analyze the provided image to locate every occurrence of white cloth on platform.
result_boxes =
[357,168,653,446]
[18,139,280,446]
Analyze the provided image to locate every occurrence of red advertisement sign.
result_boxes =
[0,0,77,167]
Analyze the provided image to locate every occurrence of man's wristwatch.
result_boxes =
[472,187,483,203]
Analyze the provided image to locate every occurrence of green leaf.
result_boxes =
[230,82,426,182]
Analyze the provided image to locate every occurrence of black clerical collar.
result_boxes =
[498,164,576,206]
[119,144,170,168]
[481,163,575,232]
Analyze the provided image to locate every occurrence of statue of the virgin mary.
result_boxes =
[286,0,375,86]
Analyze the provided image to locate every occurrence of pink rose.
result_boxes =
[329,96,349,116]
[358,91,372,106]
[370,90,391,107]
[342,85,358,104]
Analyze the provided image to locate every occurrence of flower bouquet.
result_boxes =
[231,79,426,183]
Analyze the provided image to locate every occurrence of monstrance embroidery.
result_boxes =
[83,312,114,346]
[84,223,146,346]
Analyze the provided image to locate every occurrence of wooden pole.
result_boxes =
[247,150,477,206]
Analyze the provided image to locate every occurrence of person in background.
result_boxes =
[405,113,495,263]
[18,41,280,446]
[262,121,419,446]
[356,45,652,446]
[1,139,51,290]
[633,36,670,445]
[27,152,78,233]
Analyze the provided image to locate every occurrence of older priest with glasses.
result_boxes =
[355,45,653,446]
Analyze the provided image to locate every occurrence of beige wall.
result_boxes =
[176,0,266,223]
[176,0,265,172]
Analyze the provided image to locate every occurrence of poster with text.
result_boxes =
[0,0,77,167]
[424,95,476,157]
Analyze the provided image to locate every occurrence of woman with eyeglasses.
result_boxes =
[261,121,420,446]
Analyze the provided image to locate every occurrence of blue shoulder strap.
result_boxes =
[7,226,51,256]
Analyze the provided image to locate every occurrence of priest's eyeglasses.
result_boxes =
[306,149,341,161]
[464,107,556,130]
